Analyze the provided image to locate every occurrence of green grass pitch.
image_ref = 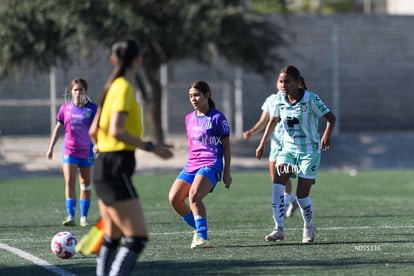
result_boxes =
[0,169,413,275]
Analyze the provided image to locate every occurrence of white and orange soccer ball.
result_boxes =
[51,231,78,259]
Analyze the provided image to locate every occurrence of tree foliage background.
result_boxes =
[0,0,287,143]
[249,0,356,14]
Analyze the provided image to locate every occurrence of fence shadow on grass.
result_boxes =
[4,257,413,276]
[137,258,414,275]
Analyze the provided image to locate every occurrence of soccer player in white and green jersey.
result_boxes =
[243,91,298,220]
[256,65,336,243]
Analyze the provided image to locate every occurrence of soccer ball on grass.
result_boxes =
[51,231,78,259]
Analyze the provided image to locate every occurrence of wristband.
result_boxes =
[145,141,155,152]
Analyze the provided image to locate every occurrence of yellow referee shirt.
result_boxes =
[97,77,143,152]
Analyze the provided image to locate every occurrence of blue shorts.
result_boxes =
[177,166,222,191]
[62,148,94,168]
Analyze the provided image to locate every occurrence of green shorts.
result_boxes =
[276,151,320,179]
[268,146,280,162]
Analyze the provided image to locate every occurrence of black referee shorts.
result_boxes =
[92,151,138,205]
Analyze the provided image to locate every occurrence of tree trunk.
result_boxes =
[136,67,165,145]
[148,73,165,145]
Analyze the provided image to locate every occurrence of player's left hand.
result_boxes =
[223,173,232,189]
[320,135,331,151]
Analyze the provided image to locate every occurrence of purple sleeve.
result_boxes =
[217,113,231,138]
[56,104,66,124]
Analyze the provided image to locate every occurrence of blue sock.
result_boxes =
[66,199,76,218]
[182,211,196,229]
[80,199,91,217]
[195,216,208,240]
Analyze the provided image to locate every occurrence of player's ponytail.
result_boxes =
[298,76,308,90]
[208,98,216,109]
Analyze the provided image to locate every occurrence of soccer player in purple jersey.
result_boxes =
[47,78,97,227]
[169,80,232,249]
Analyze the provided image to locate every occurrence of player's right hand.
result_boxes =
[255,146,264,160]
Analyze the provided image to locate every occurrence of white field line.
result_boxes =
[0,241,76,276]
[149,224,414,236]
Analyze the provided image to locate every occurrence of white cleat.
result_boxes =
[302,224,317,243]
[265,229,284,242]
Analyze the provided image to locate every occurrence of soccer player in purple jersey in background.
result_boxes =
[169,80,232,249]
[47,78,97,227]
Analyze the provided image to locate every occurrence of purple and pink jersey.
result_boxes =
[184,108,231,173]
[56,101,97,159]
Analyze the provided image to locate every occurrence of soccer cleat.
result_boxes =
[302,224,317,243]
[80,216,88,227]
[264,229,284,242]
[190,238,213,249]
[192,230,198,242]
[286,201,299,218]
[62,216,76,226]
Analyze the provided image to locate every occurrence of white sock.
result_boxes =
[297,197,313,227]
[272,183,285,229]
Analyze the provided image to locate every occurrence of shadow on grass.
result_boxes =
[0,160,61,180]
[137,258,414,275]
[0,264,95,276]
[2,245,413,276]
